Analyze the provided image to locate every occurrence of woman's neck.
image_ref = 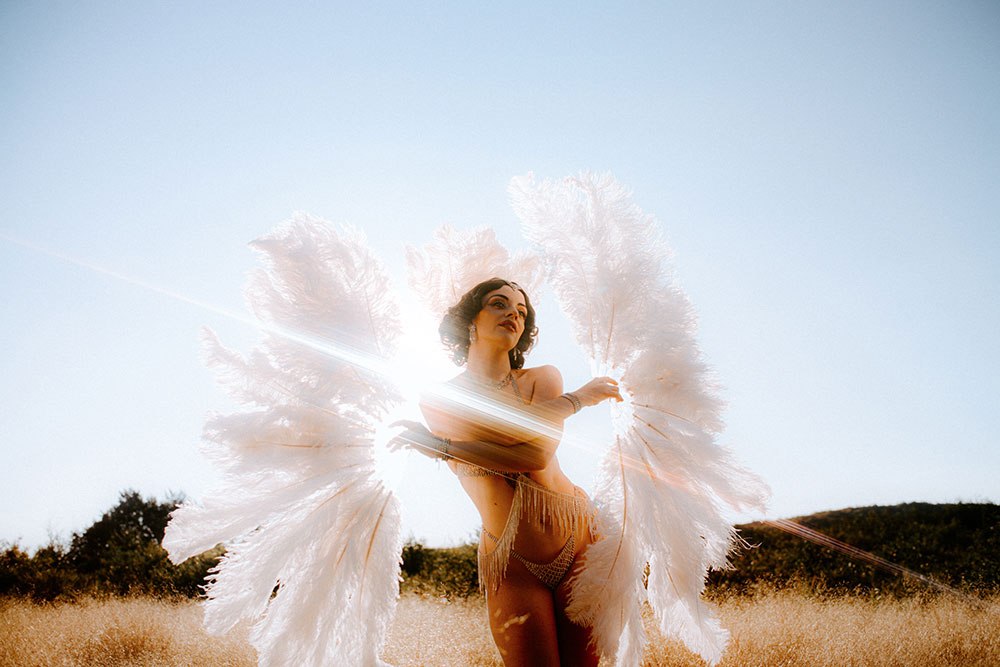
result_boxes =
[465,344,512,384]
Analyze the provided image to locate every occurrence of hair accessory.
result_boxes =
[561,392,582,414]
[502,279,522,292]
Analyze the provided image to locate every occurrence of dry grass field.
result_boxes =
[1,590,997,667]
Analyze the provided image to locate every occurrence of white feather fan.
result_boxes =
[163,213,403,667]
[404,221,544,317]
[165,177,766,667]
[511,173,770,666]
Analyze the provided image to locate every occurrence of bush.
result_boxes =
[1,491,222,600]
[401,540,479,598]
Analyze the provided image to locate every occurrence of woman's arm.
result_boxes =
[389,423,554,472]
[422,366,621,447]
[407,366,621,471]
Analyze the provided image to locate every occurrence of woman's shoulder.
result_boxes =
[516,365,563,402]
[517,364,561,383]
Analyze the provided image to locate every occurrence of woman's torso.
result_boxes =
[434,368,589,563]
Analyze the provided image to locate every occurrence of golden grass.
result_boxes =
[382,595,503,666]
[644,590,1000,667]
[0,596,255,667]
[1,591,997,667]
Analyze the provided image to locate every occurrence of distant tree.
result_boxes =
[67,489,177,595]
[69,490,172,561]
[61,489,224,596]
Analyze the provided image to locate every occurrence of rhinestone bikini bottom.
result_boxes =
[482,527,576,591]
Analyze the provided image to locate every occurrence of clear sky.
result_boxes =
[2,1,998,550]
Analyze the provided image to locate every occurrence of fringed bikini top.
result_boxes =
[452,373,597,592]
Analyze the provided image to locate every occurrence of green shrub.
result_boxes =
[401,540,479,598]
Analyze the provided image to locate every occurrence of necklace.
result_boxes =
[493,371,514,390]
[466,370,513,390]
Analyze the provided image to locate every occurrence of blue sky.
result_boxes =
[2,1,998,549]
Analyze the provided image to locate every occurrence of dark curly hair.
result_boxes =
[439,278,538,369]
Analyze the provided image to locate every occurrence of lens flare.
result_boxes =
[5,233,985,606]
[763,517,987,606]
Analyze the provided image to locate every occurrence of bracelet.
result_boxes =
[561,392,582,414]
[438,436,453,461]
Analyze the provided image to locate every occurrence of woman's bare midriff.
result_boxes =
[451,458,593,564]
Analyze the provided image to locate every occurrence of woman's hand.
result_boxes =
[388,420,449,459]
[570,376,623,408]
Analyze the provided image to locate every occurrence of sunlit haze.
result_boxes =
[2,2,997,550]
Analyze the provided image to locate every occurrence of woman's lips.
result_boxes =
[499,321,516,332]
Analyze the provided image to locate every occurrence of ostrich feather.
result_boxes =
[562,497,647,665]
[163,213,403,667]
[405,222,544,317]
[512,173,769,665]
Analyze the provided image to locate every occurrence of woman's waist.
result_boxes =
[470,479,593,536]
[476,490,597,563]
[457,470,584,508]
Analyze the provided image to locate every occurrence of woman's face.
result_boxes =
[471,285,527,350]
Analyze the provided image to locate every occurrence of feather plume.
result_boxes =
[405,222,544,317]
[163,213,403,667]
[512,173,769,665]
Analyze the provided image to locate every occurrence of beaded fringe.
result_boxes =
[477,475,598,593]
[477,479,522,593]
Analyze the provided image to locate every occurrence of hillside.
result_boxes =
[709,502,1000,595]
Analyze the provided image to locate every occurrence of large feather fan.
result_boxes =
[165,178,766,667]
[511,173,770,666]
[163,213,404,667]
[404,221,544,317]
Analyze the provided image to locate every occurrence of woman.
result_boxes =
[392,277,622,667]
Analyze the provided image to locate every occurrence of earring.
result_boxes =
[469,324,478,343]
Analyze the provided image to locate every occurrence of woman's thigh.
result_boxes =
[553,584,600,667]
[553,532,600,667]
[487,564,561,667]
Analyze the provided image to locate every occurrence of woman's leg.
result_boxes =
[486,561,561,667]
[553,580,600,667]
[553,528,600,667]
